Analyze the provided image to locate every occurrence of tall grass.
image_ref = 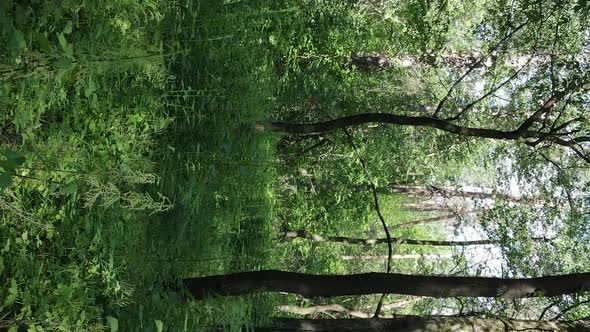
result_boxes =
[1,0,466,330]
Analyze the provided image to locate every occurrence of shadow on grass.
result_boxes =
[117,1,281,330]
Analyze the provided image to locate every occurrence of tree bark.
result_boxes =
[283,229,500,247]
[350,53,391,71]
[257,113,527,138]
[277,304,381,319]
[182,270,590,299]
[341,254,452,261]
[391,214,454,229]
[350,52,552,71]
[382,184,526,203]
[256,317,590,332]
[277,299,416,318]
[400,204,450,212]
[255,83,590,151]
[318,183,525,203]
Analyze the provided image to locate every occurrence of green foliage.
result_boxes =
[0,0,173,330]
[3,0,590,329]
[0,149,25,190]
[1,0,462,328]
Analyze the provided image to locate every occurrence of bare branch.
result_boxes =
[432,20,530,118]
[282,229,515,246]
[548,96,574,133]
[516,81,590,133]
[445,56,534,121]
[445,14,548,122]
[539,152,575,212]
[567,144,590,164]
[552,298,590,321]
[278,304,386,318]
[342,128,392,317]
[539,300,560,320]
[550,117,582,135]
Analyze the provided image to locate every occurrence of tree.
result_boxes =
[350,52,549,71]
[182,270,590,299]
[255,316,590,332]
[317,183,528,203]
[376,184,527,203]
[340,254,452,261]
[282,229,512,246]
[390,214,455,229]
[259,6,590,161]
[277,298,417,318]
[256,80,590,161]
[277,304,385,319]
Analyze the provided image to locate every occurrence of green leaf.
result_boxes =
[56,31,74,58]
[3,278,17,306]
[106,316,119,332]
[0,173,13,189]
[89,79,96,92]
[0,159,17,172]
[154,320,163,332]
[63,20,73,34]
[0,0,11,12]
[85,79,97,98]
[9,279,17,295]
[60,182,78,195]
[53,57,73,70]
[7,327,17,332]
[14,29,26,50]
[34,32,52,53]
[65,44,74,58]
[1,150,25,165]
[57,33,68,51]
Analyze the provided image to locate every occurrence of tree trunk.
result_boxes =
[255,81,590,161]
[391,214,454,229]
[341,254,452,261]
[257,113,526,138]
[382,185,525,203]
[401,204,450,212]
[318,183,524,203]
[182,270,590,299]
[255,82,590,151]
[283,229,500,247]
[350,52,551,71]
[350,53,392,71]
[256,317,590,332]
[277,299,416,318]
[277,304,380,319]
[351,53,482,70]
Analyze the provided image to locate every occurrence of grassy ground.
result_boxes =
[1,0,454,331]
[1,0,280,330]
[116,1,281,330]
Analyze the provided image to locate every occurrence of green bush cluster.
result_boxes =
[1,0,170,330]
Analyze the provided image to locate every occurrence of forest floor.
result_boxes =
[0,0,444,331]
[106,1,281,330]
